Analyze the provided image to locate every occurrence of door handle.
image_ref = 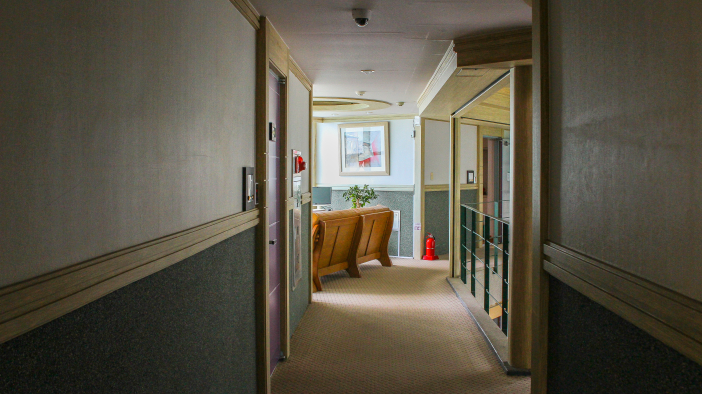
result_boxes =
[269,239,277,245]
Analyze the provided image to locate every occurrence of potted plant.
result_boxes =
[342,184,378,208]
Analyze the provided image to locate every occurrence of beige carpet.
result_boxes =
[271,258,531,394]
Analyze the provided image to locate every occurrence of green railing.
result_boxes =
[460,201,510,335]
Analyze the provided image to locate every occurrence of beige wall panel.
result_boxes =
[0,1,257,288]
[548,0,702,300]
[287,73,311,197]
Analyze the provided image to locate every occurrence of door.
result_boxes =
[268,70,283,373]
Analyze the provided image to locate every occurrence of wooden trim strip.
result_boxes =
[316,184,414,193]
[454,27,532,68]
[313,114,417,123]
[530,0,550,391]
[417,42,456,109]
[288,56,312,92]
[286,193,312,210]
[0,209,259,344]
[424,184,478,192]
[228,0,260,30]
[544,242,702,366]
[254,17,272,393]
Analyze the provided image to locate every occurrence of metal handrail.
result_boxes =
[460,203,510,336]
[461,203,510,225]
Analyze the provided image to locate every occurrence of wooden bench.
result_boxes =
[312,206,394,291]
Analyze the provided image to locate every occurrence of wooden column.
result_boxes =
[531,0,551,390]
[508,66,533,370]
[448,116,462,277]
[413,118,426,259]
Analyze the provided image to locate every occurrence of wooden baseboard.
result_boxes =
[544,242,702,366]
[0,209,259,344]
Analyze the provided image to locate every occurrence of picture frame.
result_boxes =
[338,122,390,176]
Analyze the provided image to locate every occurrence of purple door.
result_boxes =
[268,71,282,373]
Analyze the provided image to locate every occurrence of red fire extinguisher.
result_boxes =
[423,233,439,260]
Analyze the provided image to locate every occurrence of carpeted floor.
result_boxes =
[271,258,531,394]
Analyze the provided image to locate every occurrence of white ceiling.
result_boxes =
[249,0,531,118]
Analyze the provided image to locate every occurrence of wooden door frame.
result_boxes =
[255,16,290,394]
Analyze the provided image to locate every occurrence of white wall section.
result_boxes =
[287,73,311,197]
[0,0,257,288]
[423,120,477,185]
[316,119,415,186]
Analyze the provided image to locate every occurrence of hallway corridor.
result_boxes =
[271,259,530,393]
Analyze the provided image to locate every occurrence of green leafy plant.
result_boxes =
[342,184,378,208]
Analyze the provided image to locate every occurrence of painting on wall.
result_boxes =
[338,122,390,176]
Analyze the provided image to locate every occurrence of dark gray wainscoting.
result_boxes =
[424,189,478,256]
[289,202,311,337]
[548,276,702,394]
[0,228,257,394]
[331,190,414,258]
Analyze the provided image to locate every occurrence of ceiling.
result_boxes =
[249,0,531,118]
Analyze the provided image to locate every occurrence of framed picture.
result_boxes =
[338,122,390,176]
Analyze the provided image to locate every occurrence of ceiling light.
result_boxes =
[396,102,405,107]
[355,91,366,96]
[367,112,373,114]
[361,70,375,75]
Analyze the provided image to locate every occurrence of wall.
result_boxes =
[425,189,478,256]
[548,0,702,301]
[0,0,256,288]
[317,118,416,257]
[548,277,702,394]
[316,119,415,187]
[422,119,478,255]
[0,229,257,394]
[331,190,414,258]
[287,73,311,197]
[0,1,259,392]
[286,73,311,336]
[547,0,702,387]
[423,120,477,185]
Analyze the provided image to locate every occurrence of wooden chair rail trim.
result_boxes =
[0,209,259,344]
[544,242,702,366]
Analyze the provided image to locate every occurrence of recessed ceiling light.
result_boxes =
[396,102,405,107]
[355,91,366,96]
[361,70,375,75]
